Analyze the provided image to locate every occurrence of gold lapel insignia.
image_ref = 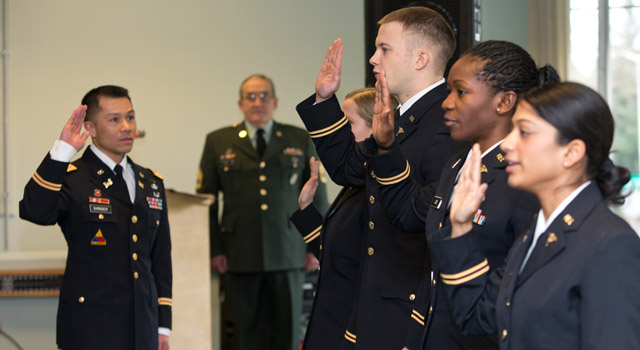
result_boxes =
[97,169,105,175]
[563,214,574,226]
[409,115,415,123]
[139,172,144,179]
[238,130,248,138]
[138,180,144,189]
[67,164,77,172]
[497,153,505,162]
[103,178,113,189]
[481,164,488,173]
[522,234,528,242]
[396,127,405,136]
[276,130,283,137]
[451,158,462,169]
[545,232,558,247]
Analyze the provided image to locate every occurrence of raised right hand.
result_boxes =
[450,144,488,238]
[59,105,90,152]
[211,255,228,274]
[315,38,343,104]
[298,157,319,210]
[372,70,395,152]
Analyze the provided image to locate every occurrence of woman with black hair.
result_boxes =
[368,40,558,350]
[432,82,640,349]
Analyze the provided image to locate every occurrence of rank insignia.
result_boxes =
[97,169,105,175]
[545,232,558,247]
[67,164,77,173]
[472,209,486,225]
[94,189,102,197]
[138,180,144,189]
[103,178,113,189]
[497,153,505,162]
[151,183,158,190]
[409,115,415,123]
[396,127,405,135]
[150,169,163,180]
[89,197,110,205]
[481,164,488,173]
[139,171,145,179]
[276,130,283,137]
[147,197,163,210]
[91,229,107,246]
[563,214,574,226]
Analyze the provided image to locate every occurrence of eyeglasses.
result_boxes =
[242,92,272,102]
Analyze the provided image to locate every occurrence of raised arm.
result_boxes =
[371,69,395,151]
[315,38,343,104]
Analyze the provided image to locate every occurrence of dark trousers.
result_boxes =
[228,270,304,350]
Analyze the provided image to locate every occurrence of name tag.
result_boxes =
[431,196,443,209]
[90,204,112,214]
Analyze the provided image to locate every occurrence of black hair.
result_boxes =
[81,85,131,121]
[522,82,631,204]
[464,40,560,96]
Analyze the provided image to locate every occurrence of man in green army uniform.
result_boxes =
[196,74,329,350]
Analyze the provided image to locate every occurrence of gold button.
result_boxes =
[132,253,138,261]
[98,214,104,220]
[293,162,298,168]
[370,170,376,178]
[429,306,433,314]
[369,195,375,204]
[439,222,443,229]
[317,265,321,271]
[409,294,416,301]
[259,175,267,182]
[505,298,510,307]
[367,247,374,256]
[224,166,229,172]
[78,296,85,303]
[132,234,138,243]
[156,220,160,226]
[259,161,266,169]
[134,271,139,279]
[131,215,138,224]
[369,221,375,230]
[363,161,367,167]
[432,279,437,287]
[260,188,267,196]
[502,329,508,340]
[522,234,528,242]
[319,244,323,251]
[261,203,269,211]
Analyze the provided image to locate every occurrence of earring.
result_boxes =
[496,108,501,113]
[563,161,569,167]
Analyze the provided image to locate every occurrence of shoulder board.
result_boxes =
[67,164,78,173]
[150,168,164,180]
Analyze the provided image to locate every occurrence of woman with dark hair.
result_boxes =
[290,88,399,350]
[431,82,640,349]
[368,40,558,349]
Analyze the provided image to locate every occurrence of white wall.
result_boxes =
[3,0,365,251]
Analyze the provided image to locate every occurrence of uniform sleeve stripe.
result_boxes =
[411,309,425,321]
[411,314,426,326]
[440,259,488,280]
[309,116,349,139]
[158,297,173,306]
[344,330,356,343]
[375,160,410,185]
[32,172,62,191]
[303,226,322,243]
[442,264,490,286]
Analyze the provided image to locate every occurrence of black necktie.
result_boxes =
[256,129,266,157]
[114,164,124,180]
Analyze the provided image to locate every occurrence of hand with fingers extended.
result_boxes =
[372,70,396,153]
[449,144,488,238]
[60,105,90,152]
[315,38,343,104]
[298,157,320,210]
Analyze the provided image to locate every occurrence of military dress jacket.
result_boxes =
[367,146,538,350]
[290,185,367,350]
[429,182,640,350]
[19,148,172,350]
[296,88,468,349]
[197,121,328,272]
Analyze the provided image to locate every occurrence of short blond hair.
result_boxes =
[345,88,400,127]
[379,6,455,74]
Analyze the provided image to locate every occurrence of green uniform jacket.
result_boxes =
[197,121,328,273]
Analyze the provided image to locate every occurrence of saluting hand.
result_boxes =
[372,69,395,153]
[59,105,90,152]
[315,38,343,104]
[298,157,319,210]
[450,144,488,238]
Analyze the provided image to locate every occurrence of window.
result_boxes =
[569,0,640,230]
